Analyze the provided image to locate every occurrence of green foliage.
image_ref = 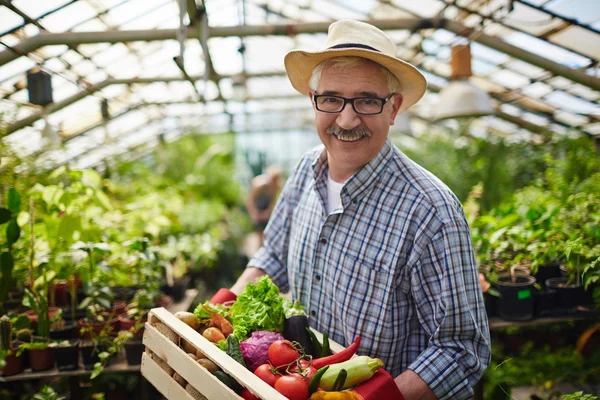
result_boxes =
[32,385,65,400]
[561,393,598,400]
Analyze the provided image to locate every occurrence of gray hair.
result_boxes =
[308,57,402,95]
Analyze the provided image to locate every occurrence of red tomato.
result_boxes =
[240,388,260,400]
[274,375,308,400]
[268,340,300,368]
[290,360,317,381]
[254,363,280,387]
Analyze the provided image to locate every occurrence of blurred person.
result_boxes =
[222,20,490,399]
[245,165,284,245]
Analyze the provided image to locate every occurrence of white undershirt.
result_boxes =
[326,172,345,214]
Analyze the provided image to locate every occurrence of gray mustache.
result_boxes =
[326,125,372,137]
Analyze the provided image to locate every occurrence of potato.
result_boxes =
[181,339,197,354]
[187,352,198,361]
[173,372,187,387]
[202,327,225,343]
[196,349,207,359]
[175,311,201,330]
[197,358,220,374]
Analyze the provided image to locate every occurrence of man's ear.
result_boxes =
[389,93,404,125]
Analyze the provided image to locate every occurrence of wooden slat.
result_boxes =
[143,322,241,400]
[140,352,196,400]
[146,307,288,400]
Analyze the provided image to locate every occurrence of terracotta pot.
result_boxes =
[78,317,119,339]
[155,294,171,308]
[0,346,24,377]
[118,314,146,337]
[112,300,128,316]
[28,347,54,371]
[22,307,61,330]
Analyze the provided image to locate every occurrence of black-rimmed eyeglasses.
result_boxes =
[313,93,394,115]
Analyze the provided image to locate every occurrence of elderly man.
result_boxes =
[226,20,490,399]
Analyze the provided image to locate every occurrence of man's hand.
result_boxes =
[230,267,267,295]
[394,369,437,400]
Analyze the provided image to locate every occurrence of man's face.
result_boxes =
[310,61,403,180]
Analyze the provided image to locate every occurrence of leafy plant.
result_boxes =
[0,188,21,313]
[561,392,598,400]
[32,385,65,400]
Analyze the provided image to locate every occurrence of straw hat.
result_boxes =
[284,19,427,113]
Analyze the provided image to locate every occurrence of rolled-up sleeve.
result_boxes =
[408,213,491,399]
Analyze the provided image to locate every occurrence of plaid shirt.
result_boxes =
[250,139,490,399]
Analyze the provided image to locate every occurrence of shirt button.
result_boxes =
[320,237,327,245]
[352,199,358,204]
[311,310,316,317]
[316,275,321,281]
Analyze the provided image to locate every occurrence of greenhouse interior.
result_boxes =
[0,0,599,399]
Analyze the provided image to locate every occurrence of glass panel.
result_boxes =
[40,1,98,32]
[0,7,24,33]
[550,26,600,61]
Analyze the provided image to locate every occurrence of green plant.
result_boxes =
[22,287,50,338]
[0,188,21,313]
[32,384,65,400]
[561,392,598,400]
[90,329,133,379]
[17,339,50,356]
[79,283,115,322]
[0,315,12,350]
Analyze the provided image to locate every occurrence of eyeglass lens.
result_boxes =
[316,96,384,114]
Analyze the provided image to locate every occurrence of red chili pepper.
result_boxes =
[311,336,362,369]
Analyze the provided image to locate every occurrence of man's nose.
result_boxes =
[335,102,361,130]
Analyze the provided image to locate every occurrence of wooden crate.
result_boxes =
[142,307,291,400]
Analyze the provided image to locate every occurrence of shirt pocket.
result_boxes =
[330,251,396,342]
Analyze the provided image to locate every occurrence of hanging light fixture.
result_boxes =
[231,74,247,102]
[434,43,494,120]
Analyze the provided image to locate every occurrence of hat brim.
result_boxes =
[284,48,427,113]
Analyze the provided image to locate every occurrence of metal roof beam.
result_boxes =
[1,18,598,91]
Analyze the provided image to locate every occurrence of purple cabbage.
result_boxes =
[239,330,284,372]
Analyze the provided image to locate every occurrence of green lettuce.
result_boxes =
[229,276,285,341]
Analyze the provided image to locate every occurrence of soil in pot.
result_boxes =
[0,346,24,376]
[496,273,536,321]
[28,346,55,371]
[124,339,145,365]
[50,339,80,371]
[50,323,77,340]
[545,277,586,310]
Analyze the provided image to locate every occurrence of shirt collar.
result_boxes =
[311,139,394,205]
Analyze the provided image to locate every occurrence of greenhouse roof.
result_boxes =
[0,0,599,169]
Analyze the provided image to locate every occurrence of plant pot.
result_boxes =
[62,307,87,324]
[483,292,497,318]
[154,294,171,308]
[80,341,106,370]
[118,314,146,337]
[111,286,138,302]
[50,323,77,340]
[496,273,536,321]
[124,339,145,365]
[50,281,69,307]
[546,277,586,310]
[28,346,55,371]
[4,298,23,312]
[78,318,119,339]
[533,286,556,317]
[50,339,80,371]
[534,263,562,288]
[170,276,190,303]
[112,300,128,316]
[0,346,24,376]
[22,307,61,330]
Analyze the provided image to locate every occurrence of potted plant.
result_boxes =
[32,384,66,400]
[20,288,55,371]
[78,283,118,338]
[49,338,80,371]
[79,315,113,372]
[0,188,21,315]
[0,314,24,376]
[49,309,77,340]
